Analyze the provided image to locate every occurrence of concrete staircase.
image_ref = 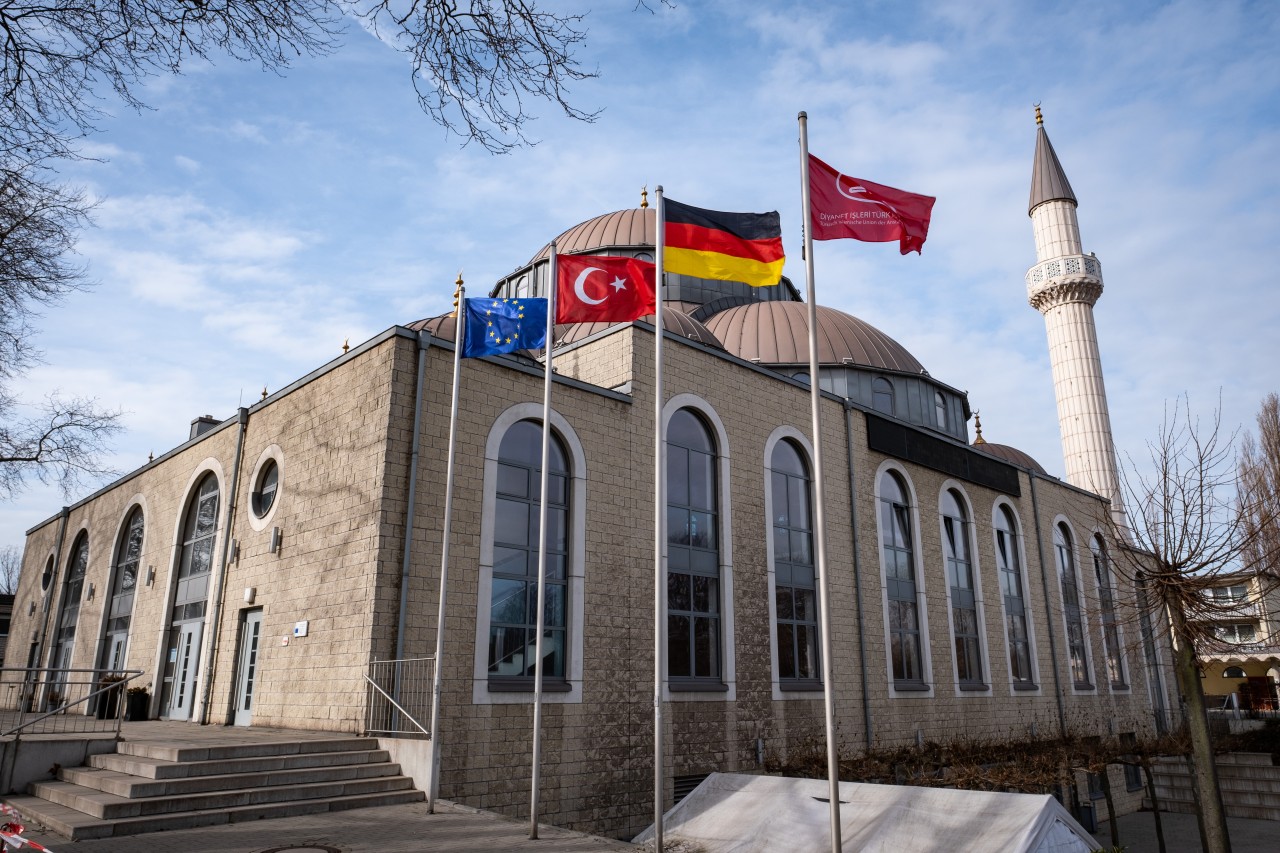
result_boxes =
[3,735,424,840]
[1144,753,1280,821]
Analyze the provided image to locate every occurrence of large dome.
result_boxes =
[974,441,1048,475]
[702,301,924,373]
[529,208,654,264]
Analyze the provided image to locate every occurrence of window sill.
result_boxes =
[958,683,990,693]
[1110,682,1130,691]
[1073,682,1096,691]
[892,681,931,693]
[488,678,572,693]
[669,679,729,693]
[780,680,824,692]
[1011,681,1040,692]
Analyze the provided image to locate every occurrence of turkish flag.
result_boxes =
[808,154,935,254]
[556,254,657,324]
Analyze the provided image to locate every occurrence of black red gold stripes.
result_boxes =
[663,199,785,287]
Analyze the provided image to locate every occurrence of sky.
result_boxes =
[5,0,1279,551]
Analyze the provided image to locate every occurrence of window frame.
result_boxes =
[245,445,285,531]
[939,484,988,692]
[1054,520,1095,691]
[993,500,1039,692]
[97,499,146,674]
[872,377,895,416]
[471,403,587,706]
[764,429,821,698]
[875,463,932,697]
[1090,533,1129,691]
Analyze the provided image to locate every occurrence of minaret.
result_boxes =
[1026,107,1125,526]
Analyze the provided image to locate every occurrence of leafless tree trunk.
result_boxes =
[0,544,21,594]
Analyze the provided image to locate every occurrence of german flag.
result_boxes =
[664,199,785,287]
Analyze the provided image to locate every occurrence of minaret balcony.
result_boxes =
[1026,254,1104,310]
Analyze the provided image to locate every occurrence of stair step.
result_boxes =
[116,737,375,764]
[6,789,425,841]
[61,760,403,798]
[90,747,391,779]
[30,774,414,819]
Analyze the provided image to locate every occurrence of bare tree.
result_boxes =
[0,544,21,594]
[1105,395,1280,853]
[1238,392,1280,577]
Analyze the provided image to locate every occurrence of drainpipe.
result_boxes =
[196,406,249,725]
[1028,472,1068,739]
[842,404,872,750]
[393,332,432,665]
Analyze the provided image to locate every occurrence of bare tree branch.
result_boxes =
[0,543,21,593]
[0,392,121,499]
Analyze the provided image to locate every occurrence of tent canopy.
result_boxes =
[633,773,1098,853]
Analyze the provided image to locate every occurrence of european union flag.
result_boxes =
[461,297,549,358]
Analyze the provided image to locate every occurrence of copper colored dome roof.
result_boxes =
[975,442,1047,475]
[702,301,924,373]
[556,306,722,349]
[407,314,456,340]
[530,208,654,263]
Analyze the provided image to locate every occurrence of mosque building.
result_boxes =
[5,115,1173,836]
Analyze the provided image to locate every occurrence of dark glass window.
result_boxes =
[935,392,947,430]
[52,533,89,667]
[873,378,894,415]
[667,409,721,682]
[172,474,219,624]
[252,459,279,518]
[942,490,983,686]
[1092,536,1127,688]
[880,471,923,685]
[995,506,1033,684]
[101,508,143,669]
[1055,524,1092,688]
[771,440,818,683]
[488,420,569,681]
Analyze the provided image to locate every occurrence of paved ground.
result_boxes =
[1102,811,1277,852]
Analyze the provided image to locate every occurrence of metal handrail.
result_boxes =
[363,674,430,738]
[1,667,146,741]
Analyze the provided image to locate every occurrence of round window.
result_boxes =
[41,556,54,591]
[252,460,279,518]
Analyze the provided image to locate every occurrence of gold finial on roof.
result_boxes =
[640,186,649,209]
[148,450,154,463]
[973,411,986,445]
[261,386,268,400]
[342,338,349,354]
[1034,103,1043,126]
[451,272,464,316]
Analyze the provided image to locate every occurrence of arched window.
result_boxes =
[935,392,948,430]
[1091,535,1127,689]
[52,533,89,673]
[1055,523,1092,688]
[667,408,721,682]
[488,420,570,682]
[880,470,923,686]
[101,508,143,673]
[1224,666,1246,679]
[942,489,982,686]
[162,472,219,720]
[873,378,895,415]
[771,440,818,684]
[994,506,1034,685]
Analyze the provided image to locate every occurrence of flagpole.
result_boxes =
[652,187,668,850]
[798,111,843,853]
[427,275,466,814]
[529,244,558,839]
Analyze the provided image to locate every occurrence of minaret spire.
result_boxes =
[1026,109,1126,527]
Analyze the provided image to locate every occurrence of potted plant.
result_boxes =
[95,675,126,719]
[125,685,150,721]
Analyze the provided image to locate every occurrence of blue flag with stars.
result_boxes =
[461,297,549,358]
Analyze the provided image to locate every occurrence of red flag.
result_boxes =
[808,154,935,254]
[556,254,657,324]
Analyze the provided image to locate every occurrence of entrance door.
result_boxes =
[105,633,128,672]
[167,622,203,721]
[233,611,263,726]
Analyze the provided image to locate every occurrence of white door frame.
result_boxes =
[167,622,203,721]
[233,610,263,727]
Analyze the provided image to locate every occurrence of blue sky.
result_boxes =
[6,0,1279,550]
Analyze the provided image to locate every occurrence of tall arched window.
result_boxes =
[942,489,982,686]
[935,392,948,430]
[101,508,143,673]
[1091,535,1127,689]
[873,378,895,415]
[771,440,818,684]
[995,506,1034,685]
[162,472,219,720]
[488,420,569,683]
[667,408,721,682]
[880,470,923,686]
[1054,523,1092,689]
[52,533,89,673]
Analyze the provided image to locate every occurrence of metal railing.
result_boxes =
[364,657,433,739]
[0,667,146,742]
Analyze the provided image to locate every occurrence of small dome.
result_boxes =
[407,314,456,341]
[556,306,722,349]
[975,442,1047,475]
[702,301,924,373]
[530,209,654,263]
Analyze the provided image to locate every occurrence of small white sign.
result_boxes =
[293,620,309,637]
[281,636,290,646]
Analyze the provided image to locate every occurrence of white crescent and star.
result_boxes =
[572,267,628,305]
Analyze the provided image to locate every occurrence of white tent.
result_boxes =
[634,773,1099,853]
